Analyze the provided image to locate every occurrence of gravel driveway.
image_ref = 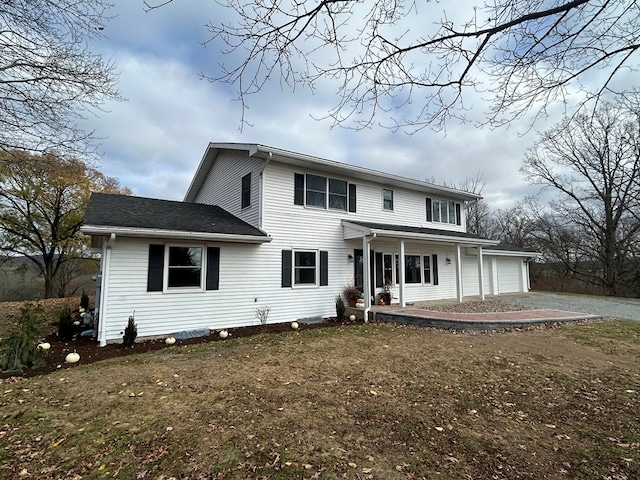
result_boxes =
[500,292,640,321]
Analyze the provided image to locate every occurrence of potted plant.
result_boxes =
[343,285,361,307]
[380,279,393,305]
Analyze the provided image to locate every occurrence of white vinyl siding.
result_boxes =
[193,150,263,227]
[96,151,534,343]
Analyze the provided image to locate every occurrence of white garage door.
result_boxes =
[462,256,492,296]
[496,258,523,293]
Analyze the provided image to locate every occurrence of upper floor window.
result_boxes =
[426,197,461,225]
[306,174,327,207]
[241,173,251,209]
[329,178,347,210]
[294,173,356,212]
[383,188,394,210]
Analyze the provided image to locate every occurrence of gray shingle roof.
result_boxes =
[83,193,268,238]
[347,221,494,241]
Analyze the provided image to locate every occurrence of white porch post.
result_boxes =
[477,245,485,301]
[456,244,463,303]
[363,235,372,315]
[399,239,406,308]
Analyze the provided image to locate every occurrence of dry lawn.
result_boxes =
[1,319,639,479]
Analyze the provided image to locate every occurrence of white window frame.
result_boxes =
[328,178,347,211]
[422,254,432,284]
[293,249,318,287]
[431,198,460,225]
[163,244,206,292]
[382,188,394,211]
[404,254,421,284]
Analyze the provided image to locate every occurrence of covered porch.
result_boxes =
[342,220,506,315]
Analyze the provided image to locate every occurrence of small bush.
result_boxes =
[255,306,270,326]
[123,314,137,347]
[58,307,74,341]
[335,295,345,321]
[80,290,90,310]
[0,303,47,372]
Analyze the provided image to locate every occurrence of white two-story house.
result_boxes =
[82,143,537,345]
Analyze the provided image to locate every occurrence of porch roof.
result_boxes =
[342,220,500,247]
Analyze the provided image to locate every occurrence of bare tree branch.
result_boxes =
[144,0,640,131]
[0,1,121,157]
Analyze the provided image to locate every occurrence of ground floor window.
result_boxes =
[294,250,317,285]
[168,246,202,288]
[282,249,329,287]
[405,255,421,283]
[147,244,220,292]
[423,255,432,284]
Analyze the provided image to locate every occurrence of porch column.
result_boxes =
[362,235,371,312]
[456,244,463,302]
[398,239,406,307]
[477,245,485,301]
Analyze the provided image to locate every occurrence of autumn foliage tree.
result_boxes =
[0,151,131,298]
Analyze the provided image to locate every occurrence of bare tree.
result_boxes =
[441,173,493,237]
[521,95,640,295]
[145,0,640,131]
[492,201,537,248]
[0,1,120,156]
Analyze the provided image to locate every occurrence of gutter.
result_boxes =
[80,225,272,244]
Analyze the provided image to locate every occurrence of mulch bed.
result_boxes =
[0,319,346,380]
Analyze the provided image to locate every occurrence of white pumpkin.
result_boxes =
[291,321,299,330]
[165,336,176,345]
[219,330,229,339]
[349,314,356,321]
[37,342,51,350]
[65,351,80,363]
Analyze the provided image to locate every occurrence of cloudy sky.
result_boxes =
[81,1,612,210]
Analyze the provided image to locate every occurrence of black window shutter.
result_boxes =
[348,183,357,212]
[147,244,164,292]
[375,252,383,287]
[432,254,439,285]
[294,173,304,205]
[320,251,328,286]
[426,198,432,222]
[282,250,292,287]
[456,203,461,226]
[206,247,220,290]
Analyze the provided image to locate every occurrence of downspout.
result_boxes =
[258,151,272,230]
[363,232,377,322]
[98,233,116,347]
[524,257,534,291]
